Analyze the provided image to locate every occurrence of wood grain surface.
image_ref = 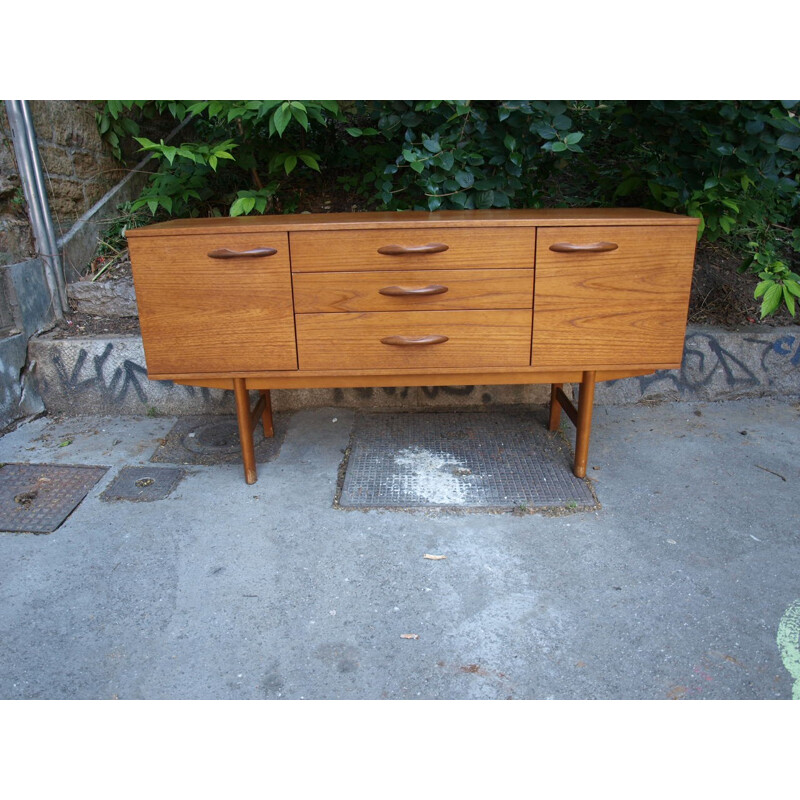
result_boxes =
[289,227,536,272]
[532,225,697,368]
[295,309,533,370]
[129,232,297,375]
[126,208,700,237]
[292,268,534,312]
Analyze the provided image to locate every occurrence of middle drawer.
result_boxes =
[293,269,534,313]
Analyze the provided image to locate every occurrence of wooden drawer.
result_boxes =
[129,232,297,375]
[293,269,534,313]
[532,225,697,369]
[290,227,535,272]
[295,309,533,370]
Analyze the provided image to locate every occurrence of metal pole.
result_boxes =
[4,100,66,319]
[19,101,67,311]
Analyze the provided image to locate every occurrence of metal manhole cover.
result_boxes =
[149,414,287,465]
[99,466,186,502]
[337,408,597,511]
[0,463,109,533]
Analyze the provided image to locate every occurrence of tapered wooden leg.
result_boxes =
[573,371,596,478]
[548,383,563,431]
[260,389,274,438]
[233,378,258,485]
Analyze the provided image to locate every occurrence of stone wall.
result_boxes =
[0,105,34,267]
[0,101,125,267]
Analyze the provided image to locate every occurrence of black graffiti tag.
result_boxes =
[51,343,213,406]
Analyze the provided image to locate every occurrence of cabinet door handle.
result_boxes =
[207,247,278,259]
[549,241,618,253]
[380,335,449,346]
[377,243,449,255]
[378,284,448,297]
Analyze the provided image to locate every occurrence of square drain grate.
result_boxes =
[337,408,596,511]
[0,463,108,533]
[150,414,287,466]
[100,466,186,502]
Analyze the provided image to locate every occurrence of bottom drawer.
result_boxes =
[295,310,532,370]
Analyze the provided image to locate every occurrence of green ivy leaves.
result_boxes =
[348,100,595,213]
[101,101,340,218]
[98,99,799,317]
[753,258,800,318]
[230,185,279,217]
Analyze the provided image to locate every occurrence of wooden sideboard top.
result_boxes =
[126,208,700,238]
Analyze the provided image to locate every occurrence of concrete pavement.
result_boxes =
[0,398,798,699]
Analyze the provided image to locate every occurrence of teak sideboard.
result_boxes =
[126,209,699,485]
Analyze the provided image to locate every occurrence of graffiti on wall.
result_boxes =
[44,330,799,410]
[47,343,489,409]
[331,384,488,403]
[609,331,800,396]
[50,343,215,406]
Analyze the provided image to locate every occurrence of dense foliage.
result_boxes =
[96,100,800,318]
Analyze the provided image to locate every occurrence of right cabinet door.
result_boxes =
[532,225,697,370]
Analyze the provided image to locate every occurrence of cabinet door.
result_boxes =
[532,225,697,369]
[129,232,296,376]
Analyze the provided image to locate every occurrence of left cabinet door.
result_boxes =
[129,232,297,377]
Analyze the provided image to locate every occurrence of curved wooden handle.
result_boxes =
[549,241,618,253]
[207,247,278,259]
[380,334,449,346]
[377,243,449,255]
[378,284,448,297]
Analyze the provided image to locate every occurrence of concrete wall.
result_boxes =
[0,258,53,427]
[27,323,800,418]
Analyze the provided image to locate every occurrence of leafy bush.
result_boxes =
[96,100,800,318]
[96,100,341,218]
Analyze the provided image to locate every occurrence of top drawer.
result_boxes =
[290,227,535,272]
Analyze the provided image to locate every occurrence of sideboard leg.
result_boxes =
[548,383,563,430]
[260,390,274,438]
[573,371,596,479]
[234,378,258,485]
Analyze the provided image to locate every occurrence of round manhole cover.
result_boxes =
[182,419,240,454]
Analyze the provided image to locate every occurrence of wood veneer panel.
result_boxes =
[126,209,699,237]
[532,225,697,369]
[293,268,534,312]
[167,366,658,385]
[129,232,297,375]
[296,310,532,370]
[290,228,535,272]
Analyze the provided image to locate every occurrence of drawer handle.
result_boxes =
[380,334,449,346]
[378,284,448,297]
[549,241,618,253]
[377,243,449,255]
[207,247,278,259]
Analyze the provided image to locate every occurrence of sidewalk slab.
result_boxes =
[0,400,797,699]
